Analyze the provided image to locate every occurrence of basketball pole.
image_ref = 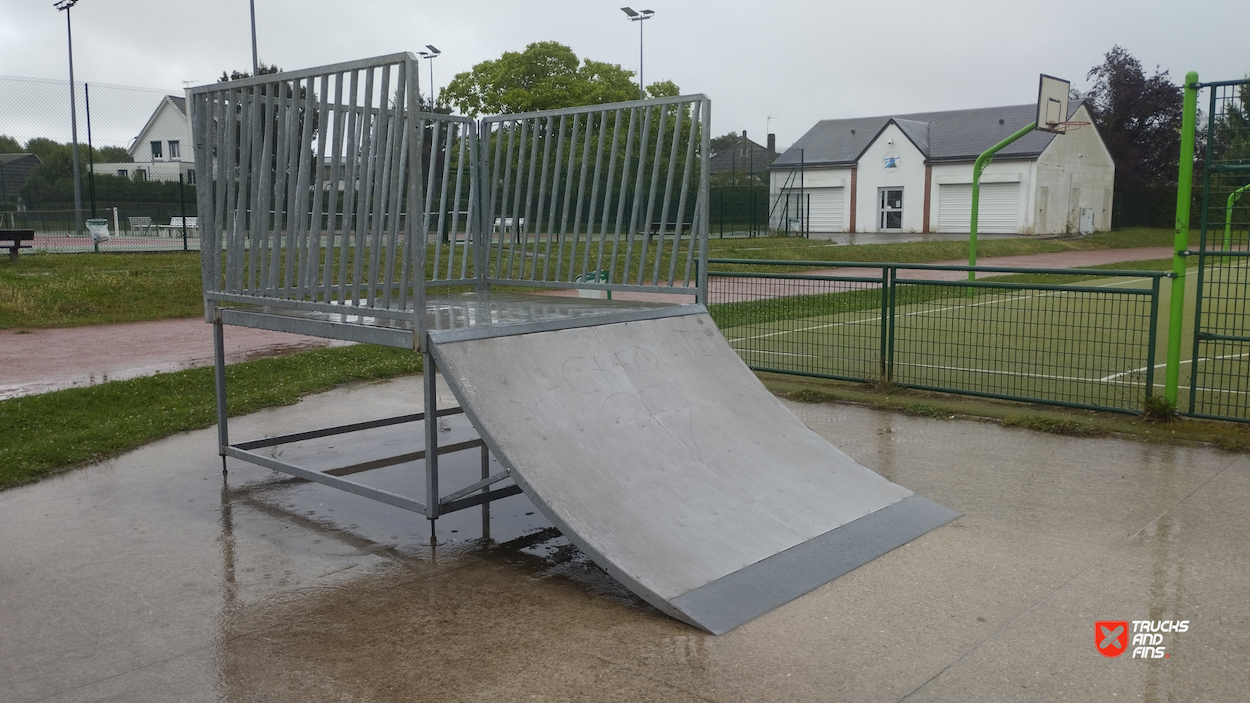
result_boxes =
[969,121,1037,287]
[1164,72,1199,408]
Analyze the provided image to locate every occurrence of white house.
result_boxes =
[92,95,195,184]
[769,102,1114,235]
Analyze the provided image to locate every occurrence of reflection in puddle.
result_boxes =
[0,339,352,400]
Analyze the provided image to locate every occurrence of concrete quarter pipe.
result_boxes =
[430,305,959,634]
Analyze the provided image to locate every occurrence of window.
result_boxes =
[168,140,180,158]
[117,169,128,178]
[879,188,903,230]
[187,169,195,185]
[135,169,146,181]
[151,141,163,159]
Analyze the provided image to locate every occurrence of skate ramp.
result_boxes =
[429,307,958,634]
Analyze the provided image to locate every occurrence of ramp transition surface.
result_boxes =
[429,307,958,634]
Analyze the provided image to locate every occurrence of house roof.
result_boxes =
[772,102,1083,168]
[710,136,778,173]
[127,95,189,157]
[0,153,41,202]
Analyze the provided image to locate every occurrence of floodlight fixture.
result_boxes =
[419,48,442,107]
[620,7,655,100]
[53,0,78,10]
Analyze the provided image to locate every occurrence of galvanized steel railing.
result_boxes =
[479,96,710,296]
[190,54,711,331]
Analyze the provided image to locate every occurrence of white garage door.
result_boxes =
[938,183,1020,233]
[804,187,845,233]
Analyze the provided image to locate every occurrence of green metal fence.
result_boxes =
[708,259,1167,414]
[1188,78,1250,421]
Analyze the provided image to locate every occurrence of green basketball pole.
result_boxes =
[1164,72,1199,407]
[969,121,1037,283]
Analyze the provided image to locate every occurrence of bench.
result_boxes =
[647,221,693,236]
[0,230,34,262]
[127,216,154,236]
[159,216,198,237]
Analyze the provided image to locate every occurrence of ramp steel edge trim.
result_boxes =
[426,304,707,345]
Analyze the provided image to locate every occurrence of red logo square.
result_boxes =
[1096,621,1129,657]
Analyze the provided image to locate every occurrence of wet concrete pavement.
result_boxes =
[0,320,350,400]
[2,374,1247,701]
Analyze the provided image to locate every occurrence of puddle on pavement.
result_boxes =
[209,410,716,699]
[0,339,351,400]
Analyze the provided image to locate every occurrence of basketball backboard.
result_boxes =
[1036,74,1070,134]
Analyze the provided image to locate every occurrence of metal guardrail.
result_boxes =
[708,258,1169,414]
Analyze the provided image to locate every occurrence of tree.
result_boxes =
[0,135,22,154]
[710,132,740,155]
[219,62,281,83]
[1083,46,1184,191]
[441,41,677,117]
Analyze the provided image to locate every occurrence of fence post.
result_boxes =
[180,173,188,251]
[1146,275,1161,400]
[1164,72,1199,407]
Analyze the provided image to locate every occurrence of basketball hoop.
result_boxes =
[1054,120,1092,133]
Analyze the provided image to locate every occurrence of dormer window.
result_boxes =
[151,141,163,159]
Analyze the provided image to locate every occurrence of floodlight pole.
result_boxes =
[621,8,654,100]
[57,0,85,237]
[968,120,1036,283]
[249,0,259,75]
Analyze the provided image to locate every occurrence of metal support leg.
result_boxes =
[424,348,440,531]
[213,313,229,475]
[480,443,491,541]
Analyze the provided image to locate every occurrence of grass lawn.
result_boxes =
[0,344,422,491]
[0,229,1179,329]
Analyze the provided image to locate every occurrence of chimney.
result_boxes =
[742,130,748,147]
[767,133,776,153]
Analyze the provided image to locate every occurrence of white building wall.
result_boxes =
[1034,105,1115,233]
[854,123,927,233]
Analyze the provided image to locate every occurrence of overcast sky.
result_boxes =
[1,0,1246,151]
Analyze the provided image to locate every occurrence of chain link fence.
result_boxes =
[1,75,199,252]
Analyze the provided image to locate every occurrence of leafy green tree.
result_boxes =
[710,132,740,155]
[1083,46,1184,190]
[442,41,674,117]
[219,62,282,82]
[0,135,22,154]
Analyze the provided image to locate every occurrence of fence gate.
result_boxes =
[1188,79,1250,420]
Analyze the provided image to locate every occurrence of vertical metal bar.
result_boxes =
[669,102,697,286]
[545,116,570,277]
[304,74,330,298]
[556,114,581,282]
[637,104,669,285]
[484,121,504,278]
[433,119,455,280]
[452,124,470,279]
[267,87,294,294]
[191,94,217,315]
[1167,71,1199,410]
[292,77,318,299]
[580,110,609,280]
[366,65,395,306]
[337,70,362,303]
[569,112,595,279]
[505,119,529,278]
[405,58,426,344]
[610,108,637,285]
[594,109,624,279]
[1145,274,1160,401]
[691,99,711,300]
[279,86,304,296]
[624,106,654,284]
[350,67,378,305]
[496,121,519,278]
[653,102,684,284]
[228,89,252,294]
[253,89,277,294]
[519,117,542,280]
[321,73,346,300]
[380,69,409,309]
[424,347,440,520]
[213,314,229,467]
[480,443,490,541]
